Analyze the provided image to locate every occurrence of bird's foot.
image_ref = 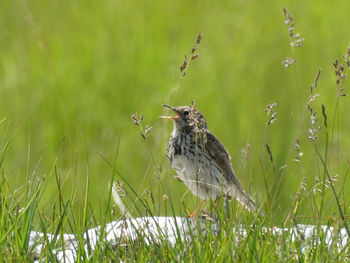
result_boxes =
[186,200,206,218]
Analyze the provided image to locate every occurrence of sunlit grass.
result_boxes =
[0,0,350,260]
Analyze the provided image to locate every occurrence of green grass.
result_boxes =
[1,0,350,261]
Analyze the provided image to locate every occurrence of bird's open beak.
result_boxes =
[160,104,180,121]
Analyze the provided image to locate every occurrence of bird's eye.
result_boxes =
[183,110,189,116]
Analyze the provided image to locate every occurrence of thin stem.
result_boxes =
[312,141,350,237]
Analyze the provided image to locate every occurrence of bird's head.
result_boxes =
[160,104,207,131]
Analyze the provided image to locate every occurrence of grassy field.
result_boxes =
[1,0,350,260]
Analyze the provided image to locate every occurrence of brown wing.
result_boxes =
[205,131,258,212]
[205,131,242,188]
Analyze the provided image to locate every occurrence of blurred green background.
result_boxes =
[1,0,350,224]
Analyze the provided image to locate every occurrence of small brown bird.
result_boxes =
[161,104,257,212]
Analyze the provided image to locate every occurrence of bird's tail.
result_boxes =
[230,187,264,215]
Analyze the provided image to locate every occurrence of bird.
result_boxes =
[161,104,258,214]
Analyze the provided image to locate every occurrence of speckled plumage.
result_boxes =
[163,105,257,211]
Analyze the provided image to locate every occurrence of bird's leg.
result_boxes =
[186,200,206,218]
